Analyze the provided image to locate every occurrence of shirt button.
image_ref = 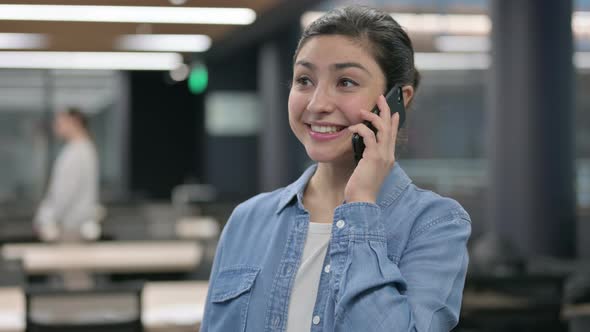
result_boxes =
[324,264,331,273]
[336,219,345,229]
[312,315,321,325]
[284,264,293,275]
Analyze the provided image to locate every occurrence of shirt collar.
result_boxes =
[275,162,412,214]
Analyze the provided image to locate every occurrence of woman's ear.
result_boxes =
[402,85,414,107]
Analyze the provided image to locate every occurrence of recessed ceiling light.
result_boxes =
[302,11,590,37]
[575,52,590,69]
[0,33,48,49]
[115,34,211,52]
[0,5,256,25]
[415,52,590,70]
[435,36,491,53]
[573,12,590,37]
[0,52,183,70]
[170,63,190,81]
[415,53,490,70]
[301,12,490,34]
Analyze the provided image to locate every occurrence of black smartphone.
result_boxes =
[352,85,406,162]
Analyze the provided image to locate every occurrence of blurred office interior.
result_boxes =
[0,0,589,331]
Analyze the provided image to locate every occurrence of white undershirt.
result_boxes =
[286,221,332,332]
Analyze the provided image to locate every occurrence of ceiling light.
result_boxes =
[394,13,491,34]
[170,63,190,81]
[300,12,490,34]
[302,11,590,37]
[0,5,256,25]
[575,52,590,69]
[435,36,491,53]
[415,53,490,70]
[0,52,182,70]
[0,33,48,49]
[416,52,590,70]
[573,12,590,37]
[115,34,211,52]
[437,34,590,54]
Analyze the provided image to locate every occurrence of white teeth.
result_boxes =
[311,125,341,133]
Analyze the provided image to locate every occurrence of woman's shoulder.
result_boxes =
[381,183,471,260]
[233,187,286,216]
[407,184,469,217]
[222,187,288,232]
[216,187,292,254]
[64,139,97,158]
[380,163,469,228]
[398,183,471,236]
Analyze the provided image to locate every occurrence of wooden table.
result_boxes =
[0,281,209,332]
[562,303,590,318]
[142,281,208,332]
[2,241,203,275]
[462,290,532,310]
[0,287,25,332]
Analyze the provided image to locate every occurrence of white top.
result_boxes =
[35,139,99,232]
[286,221,332,332]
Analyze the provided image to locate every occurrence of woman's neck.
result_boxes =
[305,161,355,206]
[67,130,90,142]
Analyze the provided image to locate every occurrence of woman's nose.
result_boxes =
[306,86,336,114]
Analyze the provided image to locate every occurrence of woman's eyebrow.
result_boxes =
[294,60,372,77]
[332,62,372,76]
[294,60,315,69]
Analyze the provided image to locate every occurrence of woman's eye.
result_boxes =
[338,78,358,88]
[295,76,312,86]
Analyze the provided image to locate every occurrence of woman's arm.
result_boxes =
[35,147,83,226]
[327,202,471,332]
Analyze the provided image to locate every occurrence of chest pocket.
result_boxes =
[207,266,259,332]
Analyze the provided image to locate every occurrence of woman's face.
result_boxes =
[288,35,386,164]
[53,112,76,139]
[53,112,71,138]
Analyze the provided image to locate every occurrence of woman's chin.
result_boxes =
[305,148,353,164]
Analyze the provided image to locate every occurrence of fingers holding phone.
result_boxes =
[345,93,401,203]
[373,94,400,150]
[352,86,405,162]
[349,96,399,162]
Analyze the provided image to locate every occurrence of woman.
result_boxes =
[202,5,471,332]
[34,107,100,242]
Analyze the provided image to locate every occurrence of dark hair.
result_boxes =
[294,5,420,94]
[65,107,89,131]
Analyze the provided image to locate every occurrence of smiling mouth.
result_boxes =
[308,124,346,134]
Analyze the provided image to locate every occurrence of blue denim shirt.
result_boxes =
[201,163,471,332]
